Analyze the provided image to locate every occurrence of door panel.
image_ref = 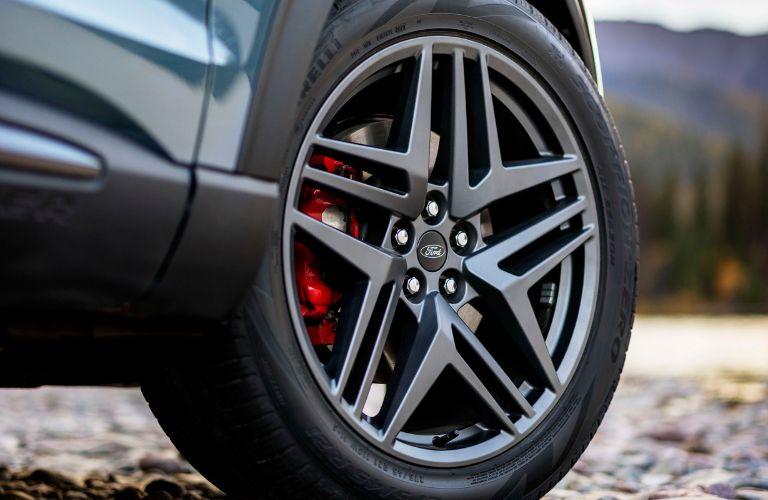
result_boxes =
[0,0,213,163]
[0,92,189,312]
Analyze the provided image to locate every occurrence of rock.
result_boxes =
[85,478,107,489]
[139,456,189,475]
[24,469,78,489]
[648,448,688,477]
[736,488,768,500]
[707,482,738,499]
[647,488,704,499]
[641,473,674,488]
[619,451,657,470]
[680,469,736,488]
[731,477,768,490]
[644,425,688,443]
[0,491,35,500]
[64,492,89,500]
[26,483,56,496]
[145,479,185,498]
[612,482,641,493]
[557,471,595,492]
[684,434,713,454]
[145,492,173,500]
[0,483,25,493]
[0,468,9,482]
[684,453,718,472]
[115,486,147,500]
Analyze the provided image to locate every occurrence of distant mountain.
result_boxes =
[596,21,768,146]
[597,21,768,97]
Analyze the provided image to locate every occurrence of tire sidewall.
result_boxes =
[245,1,637,498]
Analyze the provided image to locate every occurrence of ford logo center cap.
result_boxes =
[417,231,448,271]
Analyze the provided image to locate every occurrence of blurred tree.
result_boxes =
[607,99,768,311]
[756,113,768,244]
[721,145,752,256]
[691,172,717,298]
[651,171,680,241]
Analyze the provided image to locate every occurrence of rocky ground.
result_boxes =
[0,329,766,499]
[0,377,764,499]
[0,387,228,499]
[547,376,768,500]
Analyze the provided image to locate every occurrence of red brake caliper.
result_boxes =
[295,155,361,346]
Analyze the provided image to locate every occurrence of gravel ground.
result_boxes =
[0,388,228,499]
[548,376,768,500]
[0,377,764,499]
[0,315,766,499]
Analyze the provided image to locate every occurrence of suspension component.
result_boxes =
[295,155,360,346]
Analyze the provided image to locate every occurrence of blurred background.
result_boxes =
[0,2,766,499]
[594,0,768,314]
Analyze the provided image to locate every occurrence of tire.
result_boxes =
[141,1,638,498]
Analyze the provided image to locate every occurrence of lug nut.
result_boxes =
[425,199,440,218]
[454,230,469,249]
[405,276,421,295]
[443,277,458,295]
[393,228,409,246]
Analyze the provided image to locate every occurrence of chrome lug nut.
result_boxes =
[454,230,469,249]
[425,199,440,218]
[393,228,409,246]
[405,276,421,295]
[443,277,458,295]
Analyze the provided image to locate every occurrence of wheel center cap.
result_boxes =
[417,231,448,272]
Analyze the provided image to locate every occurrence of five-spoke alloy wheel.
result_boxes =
[284,36,600,467]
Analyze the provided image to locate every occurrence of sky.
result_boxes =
[589,0,768,36]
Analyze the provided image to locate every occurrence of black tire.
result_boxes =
[141,1,638,498]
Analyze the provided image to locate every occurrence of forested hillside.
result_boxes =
[597,22,768,311]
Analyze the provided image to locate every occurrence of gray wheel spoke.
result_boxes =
[499,155,582,191]
[508,295,560,391]
[293,209,407,407]
[519,225,595,287]
[448,50,500,218]
[464,201,593,392]
[380,298,445,443]
[450,354,519,436]
[291,210,405,281]
[302,159,411,213]
[343,284,400,417]
[452,317,535,419]
[453,154,583,218]
[479,51,504,173]
[472,197,588,267]
[380,297,523,442]
[448,48,470,202]
[311,45,433,218]
[466,275,561,392]
[448,49,582,218]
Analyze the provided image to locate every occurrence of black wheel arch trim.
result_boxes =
[236,0,337,179]
[236,0,600,181]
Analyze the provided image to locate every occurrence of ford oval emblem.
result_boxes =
[420,244,445,259]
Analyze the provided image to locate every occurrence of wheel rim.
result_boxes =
[282,36,601,467]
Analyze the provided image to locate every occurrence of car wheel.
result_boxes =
[142,1,638,498]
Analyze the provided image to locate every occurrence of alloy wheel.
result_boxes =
[282,36,600,467]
